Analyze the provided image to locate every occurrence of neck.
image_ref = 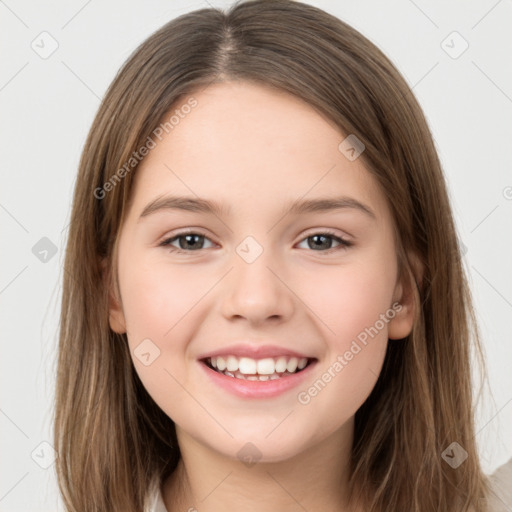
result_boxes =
[162,419,361,512]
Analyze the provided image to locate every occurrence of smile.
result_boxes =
[204,355,313,381]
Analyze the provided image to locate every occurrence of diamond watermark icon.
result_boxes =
[441,31,469,60]
[31,441,57,469]
[236,236,263,264]
[338,134,365,161]
[237,442,262,468]
[134,338,161,366]
[31,31,59,59]
[441,441,468,468]
[32,237,58,263]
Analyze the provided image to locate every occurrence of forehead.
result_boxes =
[128,80,390,224]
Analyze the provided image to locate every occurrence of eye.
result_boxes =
[159,230,215,253]
[296,230,352,253]
[159,229,352,254]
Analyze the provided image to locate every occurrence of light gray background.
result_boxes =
[1,1,511,510]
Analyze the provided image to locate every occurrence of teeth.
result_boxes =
[207,355,311,378]
[275,357,288,373]
[239,357,257,374]
[257,358,276,375]
[226,355,239,372]
[287,357,298,373]
[232,370,296,380]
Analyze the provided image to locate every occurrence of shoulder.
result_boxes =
[487,457,512,512]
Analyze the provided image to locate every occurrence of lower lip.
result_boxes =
[199,360,318,399]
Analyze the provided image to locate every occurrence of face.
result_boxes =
[108,80,415,463]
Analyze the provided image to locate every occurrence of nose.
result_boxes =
[220,249,295,326]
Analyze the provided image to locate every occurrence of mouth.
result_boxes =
[201,355,316,381]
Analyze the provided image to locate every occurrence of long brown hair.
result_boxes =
[53,1,491,510]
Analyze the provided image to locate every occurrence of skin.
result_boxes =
[108,80,418,511]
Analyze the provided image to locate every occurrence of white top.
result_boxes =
[145,457,512,512]
[487,458,512,511]
[145,478,167,512]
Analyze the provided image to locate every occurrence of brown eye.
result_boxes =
[297,231,352,253]
[160,232,215,252]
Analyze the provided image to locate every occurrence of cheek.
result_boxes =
[117,258,203,398]
[305,255,397,346]
[296,254,395,409]
[119,266,199,422]
[120,257,205,346]
[295,285,390,430]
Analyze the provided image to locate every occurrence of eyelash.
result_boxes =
[158,229,353,255]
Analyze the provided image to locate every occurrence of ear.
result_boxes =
[388,251,423,340]
[101,258,127,334]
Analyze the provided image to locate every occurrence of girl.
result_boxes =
[53,1,510,511]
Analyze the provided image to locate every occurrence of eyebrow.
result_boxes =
[138,194,376,221]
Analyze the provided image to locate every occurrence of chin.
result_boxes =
[211,430,313,465]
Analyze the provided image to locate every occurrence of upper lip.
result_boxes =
[198,344,316,361]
